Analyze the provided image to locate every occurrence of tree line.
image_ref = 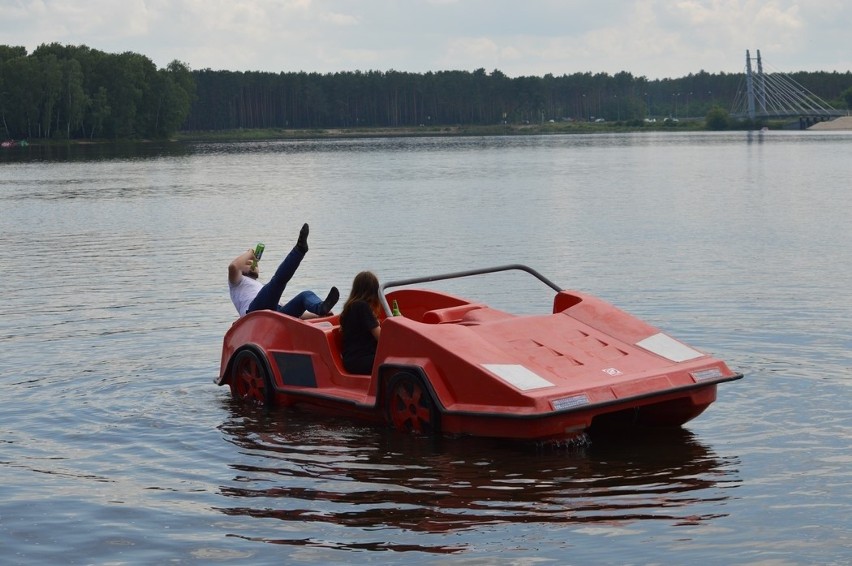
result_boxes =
[2,43,850,140]
[0,43,194,140]
[185,67,851,131]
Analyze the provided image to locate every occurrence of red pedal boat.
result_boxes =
[218,264,742,442]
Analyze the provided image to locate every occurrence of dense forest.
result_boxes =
[183,67,851,130]
[0,43,194,140]
[184,67,708,130]
[2,43,851,140]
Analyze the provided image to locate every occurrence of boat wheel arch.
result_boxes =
[228,346,275,407]
[381,366,442,435]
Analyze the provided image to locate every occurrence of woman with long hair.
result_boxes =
[340,271,383,374]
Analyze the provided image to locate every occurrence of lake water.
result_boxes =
[1,131,850,564]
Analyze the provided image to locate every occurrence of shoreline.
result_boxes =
[8,115,851,147]
[172,117,849,142]
[171,122,682,142]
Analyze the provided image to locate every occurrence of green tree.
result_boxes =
[0,49,28,136]
[705,105,729,130]
[87,86,110,139]
[148,60,195,136]
[36,53,63,138]
[3,56,39,138]
[843,87,852,111]
[58,58,87,138]
[0,45,27,63]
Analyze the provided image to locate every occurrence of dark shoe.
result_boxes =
[297,223,309,253]
[319,286,339,316]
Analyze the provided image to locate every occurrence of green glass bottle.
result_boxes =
[251,242,265,270]
[392,300,401,317]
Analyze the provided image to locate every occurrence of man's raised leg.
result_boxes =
[247,224,309,313]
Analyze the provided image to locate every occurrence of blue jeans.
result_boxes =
[246,246,324,318]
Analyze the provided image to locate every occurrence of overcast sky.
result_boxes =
[3,0,850,79]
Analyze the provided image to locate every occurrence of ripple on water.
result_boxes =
[206,405,743,555]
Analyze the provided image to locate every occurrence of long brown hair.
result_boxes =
[341,271,382,319]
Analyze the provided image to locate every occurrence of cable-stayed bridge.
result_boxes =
[731,50,843,125]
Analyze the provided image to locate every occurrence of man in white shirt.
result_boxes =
[228,223,338,318]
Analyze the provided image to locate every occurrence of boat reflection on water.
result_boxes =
[215,400,741,552]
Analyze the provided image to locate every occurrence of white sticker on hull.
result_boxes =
[636,333,704,362]
[691,367,724,381]
[482,364,555,391]
[552,394,590,410]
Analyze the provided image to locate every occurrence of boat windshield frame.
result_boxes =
[378,264,563,317]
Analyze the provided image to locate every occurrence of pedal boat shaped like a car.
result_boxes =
[218,264,742,442]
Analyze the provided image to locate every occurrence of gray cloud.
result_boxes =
[1,0,849,78]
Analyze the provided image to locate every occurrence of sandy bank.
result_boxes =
[809,116,852,130]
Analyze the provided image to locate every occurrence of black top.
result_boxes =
[340,300,379,374]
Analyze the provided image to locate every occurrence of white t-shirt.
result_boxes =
[229,275,263,317]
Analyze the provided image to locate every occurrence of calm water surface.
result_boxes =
[1,132,850,564]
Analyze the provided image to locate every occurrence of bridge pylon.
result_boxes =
[732,50,842,122]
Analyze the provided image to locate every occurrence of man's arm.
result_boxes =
[370,307,382,340]
[228,249,255,285]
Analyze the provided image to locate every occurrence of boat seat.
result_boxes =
[422,303,484,324]
[325,325,373,378]
[326,325,346,368]
[459,307,514,324]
